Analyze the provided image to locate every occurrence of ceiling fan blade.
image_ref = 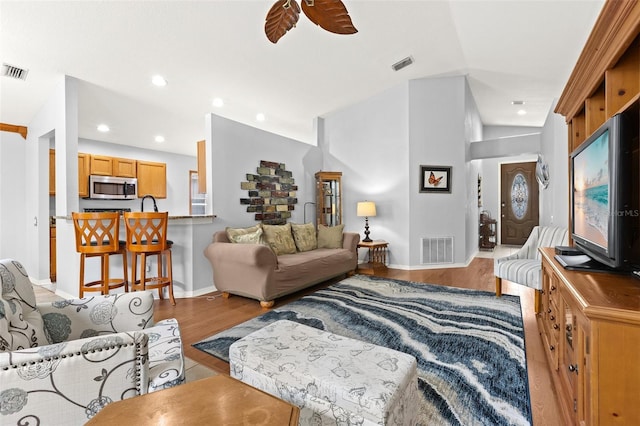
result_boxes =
[265,0,301,44]
[301,0,357,35]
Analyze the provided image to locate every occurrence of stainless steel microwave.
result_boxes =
[87,175,138,200]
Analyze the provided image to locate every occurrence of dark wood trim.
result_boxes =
[0,122,28,139]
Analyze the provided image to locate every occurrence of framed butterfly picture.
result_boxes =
[419,165,451,193]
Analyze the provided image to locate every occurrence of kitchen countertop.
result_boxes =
[54,214,216,221]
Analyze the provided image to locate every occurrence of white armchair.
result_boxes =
[0,258,185,425]
[494,226,568,313]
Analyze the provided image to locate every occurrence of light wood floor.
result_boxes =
[154,258,564,426]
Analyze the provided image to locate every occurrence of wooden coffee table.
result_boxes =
[86,374,299,425]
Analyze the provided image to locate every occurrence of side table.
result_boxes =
[357,240,388,274]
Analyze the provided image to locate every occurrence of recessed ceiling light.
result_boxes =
[97,124,110,132]
[517,109,527,116]
[512,100,525,105]
[212,98,224,108]
[155,135,165,143]
[151,75,167,87]
[256,113,266,122]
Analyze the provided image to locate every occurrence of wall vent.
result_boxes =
[391,56,414,72]
[421,237,454,264]
[1,63,29,81]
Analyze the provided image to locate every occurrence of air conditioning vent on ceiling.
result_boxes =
[392,56,414,72]
[1,63,29,81]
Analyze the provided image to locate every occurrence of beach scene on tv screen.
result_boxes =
[573,132,609,248]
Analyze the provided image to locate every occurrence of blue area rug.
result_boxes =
[194,275,531,425]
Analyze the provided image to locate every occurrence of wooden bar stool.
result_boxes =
[124,211,175,305]
[72,212,128,297]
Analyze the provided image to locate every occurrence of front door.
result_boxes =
[500,162,539,245]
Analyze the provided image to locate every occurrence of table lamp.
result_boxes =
[357,201,377,242]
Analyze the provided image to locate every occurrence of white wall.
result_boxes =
[463,79,484,260]
[0,131,28,262]
[321,84,410,266]
[539,101,569,228]
[207,113,323,231]
[408,76,469,266]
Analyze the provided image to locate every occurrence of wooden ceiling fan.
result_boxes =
[265,0,358,44]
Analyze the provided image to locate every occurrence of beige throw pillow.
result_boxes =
[230,227,264,244]
[263,223,297,255]
[291,223,317,252]
[317,224,344,249]
[226,224,262,243]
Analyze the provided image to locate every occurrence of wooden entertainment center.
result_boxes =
[539,248,640,425]
[550,1,640,425]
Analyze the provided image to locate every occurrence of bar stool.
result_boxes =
[124,211,175,305]
[72,212,128,297]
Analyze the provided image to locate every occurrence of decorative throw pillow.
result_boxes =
[226,224,262,243]
[291,223,317,252]
[229,227,264,245]
[263,223,297,255]
[317,224,345,249]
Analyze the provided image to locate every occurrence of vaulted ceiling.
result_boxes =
[1,1,604,156]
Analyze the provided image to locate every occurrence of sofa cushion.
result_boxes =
[290,223,317,252]
[263,223,297,255]
[226,224,262,243]
[317,224,344,249]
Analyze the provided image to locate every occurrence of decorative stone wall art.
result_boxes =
[240,160,298,225]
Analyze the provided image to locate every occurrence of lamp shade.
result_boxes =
[357,201,377,217]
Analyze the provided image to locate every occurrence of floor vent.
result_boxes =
[421,237,454,264]
[1,63,29,81]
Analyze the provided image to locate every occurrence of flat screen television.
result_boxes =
[567,101,640,273]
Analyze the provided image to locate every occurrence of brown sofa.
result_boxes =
[204,231,360,307]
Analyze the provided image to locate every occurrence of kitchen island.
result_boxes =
[52,214,217,300]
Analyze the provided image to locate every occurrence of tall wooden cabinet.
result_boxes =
[539,248,640,425]
[315,171,342,226]
[550,3,640,424]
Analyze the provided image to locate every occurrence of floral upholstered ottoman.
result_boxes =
[229,320,419,426]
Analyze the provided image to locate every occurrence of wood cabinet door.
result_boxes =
[90,155,113,176]
[49,149,55,195]
[137,160,167,198]
[78,153,89,197]
[113,157,137,177]
[197,140,206,194]
[50,226,56,281]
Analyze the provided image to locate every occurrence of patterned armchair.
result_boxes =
[494,226,568,313]
[0,259,185,425]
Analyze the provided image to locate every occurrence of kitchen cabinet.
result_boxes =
[197,140,206,194]
[113,157,136,177]
[49,149,55,195]
[49,150,90,197]
[78,153,89,197]
[137,160,167,198]
[90,155,114,176]
[49,225,56,282]
[90,155,137,178]
[539,248,640,425]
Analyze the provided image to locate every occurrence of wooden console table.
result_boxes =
[86,374,299,425]
[539,248,640,425]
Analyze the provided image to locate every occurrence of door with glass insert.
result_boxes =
[500,162,539,245]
